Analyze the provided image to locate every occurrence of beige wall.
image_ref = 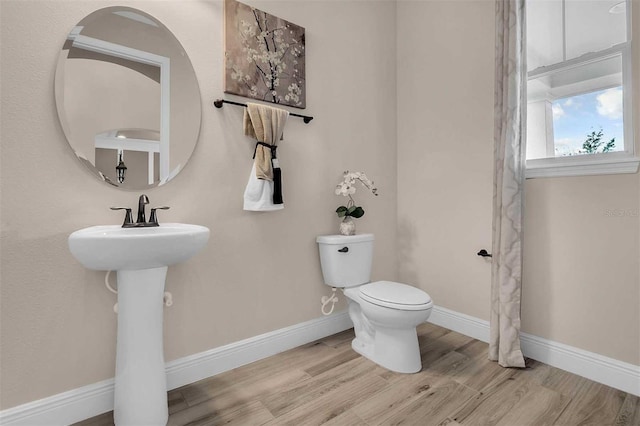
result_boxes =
[65,59,160,164]
[0,0,398,410]
[397,0,640,366]
[397,0,495,321]
[522,0,639,365]
[2,0,638,413]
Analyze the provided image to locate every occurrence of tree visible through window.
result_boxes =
[551,87,624,156]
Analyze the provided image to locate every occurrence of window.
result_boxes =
[525,0,638,178]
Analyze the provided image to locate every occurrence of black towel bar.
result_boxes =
[213,99,314,124]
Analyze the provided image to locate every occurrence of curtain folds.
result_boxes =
[489,0,527,368]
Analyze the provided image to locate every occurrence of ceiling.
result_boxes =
[527,0,627,71]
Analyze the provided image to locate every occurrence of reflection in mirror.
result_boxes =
[55,7,201,190]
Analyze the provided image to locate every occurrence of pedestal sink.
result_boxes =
[69,223,209,425]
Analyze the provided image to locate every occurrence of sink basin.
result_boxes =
[68,222,209,425]
[69,223,209,271]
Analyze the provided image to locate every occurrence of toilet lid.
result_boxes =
[359,281,432,311]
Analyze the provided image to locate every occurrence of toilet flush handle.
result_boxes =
[338,247,349,253]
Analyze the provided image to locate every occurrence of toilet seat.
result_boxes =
[359,281,432,311]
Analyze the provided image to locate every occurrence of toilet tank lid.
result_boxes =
[316,234,374,244]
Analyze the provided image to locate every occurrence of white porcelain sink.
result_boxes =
[69,223,209,271]
[68,223,209,426]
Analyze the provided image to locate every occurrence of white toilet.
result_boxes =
[316,234,433,373]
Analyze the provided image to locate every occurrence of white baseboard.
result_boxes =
[0,379,116,426]
[4,305,638,425]
[0,311,353,426]
[519,332,640,397]
[428,305,491,343]
[428,305,640,397]
[165,310,352,389]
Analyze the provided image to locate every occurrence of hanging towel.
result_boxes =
[243,102,289,211]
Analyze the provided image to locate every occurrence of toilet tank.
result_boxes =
[316,234,374,288]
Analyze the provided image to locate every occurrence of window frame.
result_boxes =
[525,0,638,179]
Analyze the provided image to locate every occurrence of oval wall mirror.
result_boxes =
[54,7,201,190]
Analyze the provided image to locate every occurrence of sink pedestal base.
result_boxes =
[114,267,169,426]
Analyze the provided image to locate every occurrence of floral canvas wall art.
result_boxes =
[224,0,306,109]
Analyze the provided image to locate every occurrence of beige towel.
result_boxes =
[243,102,289,180]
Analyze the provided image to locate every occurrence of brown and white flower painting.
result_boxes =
[224,0,306,109]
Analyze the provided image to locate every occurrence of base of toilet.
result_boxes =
[351,326,422,374]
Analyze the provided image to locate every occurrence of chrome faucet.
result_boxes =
[111,194,170,228]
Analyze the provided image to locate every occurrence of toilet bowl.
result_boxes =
[317,234,433,373]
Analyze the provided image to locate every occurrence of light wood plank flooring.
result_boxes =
[76,323,640,426]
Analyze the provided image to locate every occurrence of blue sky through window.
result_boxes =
[552,87,624,156]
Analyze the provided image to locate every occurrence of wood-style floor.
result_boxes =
[76,323,640,426]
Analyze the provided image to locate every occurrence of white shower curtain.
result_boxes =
[489,0,527,368]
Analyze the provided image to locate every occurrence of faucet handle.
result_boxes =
[149,206,170,226]
[110,207,134,227]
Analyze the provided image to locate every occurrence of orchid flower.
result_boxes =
[335,171,378,219]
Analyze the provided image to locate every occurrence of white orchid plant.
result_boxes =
[335,171,378,219]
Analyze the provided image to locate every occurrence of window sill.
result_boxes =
[526,155,640,179]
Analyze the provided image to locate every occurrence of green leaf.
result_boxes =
[347,205,357,214]
[336,206,347,217]
[603,138,616,153]
[351,207,365,218]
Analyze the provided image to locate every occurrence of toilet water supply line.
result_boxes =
[321,287,339,316]
[104,270,173,314]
